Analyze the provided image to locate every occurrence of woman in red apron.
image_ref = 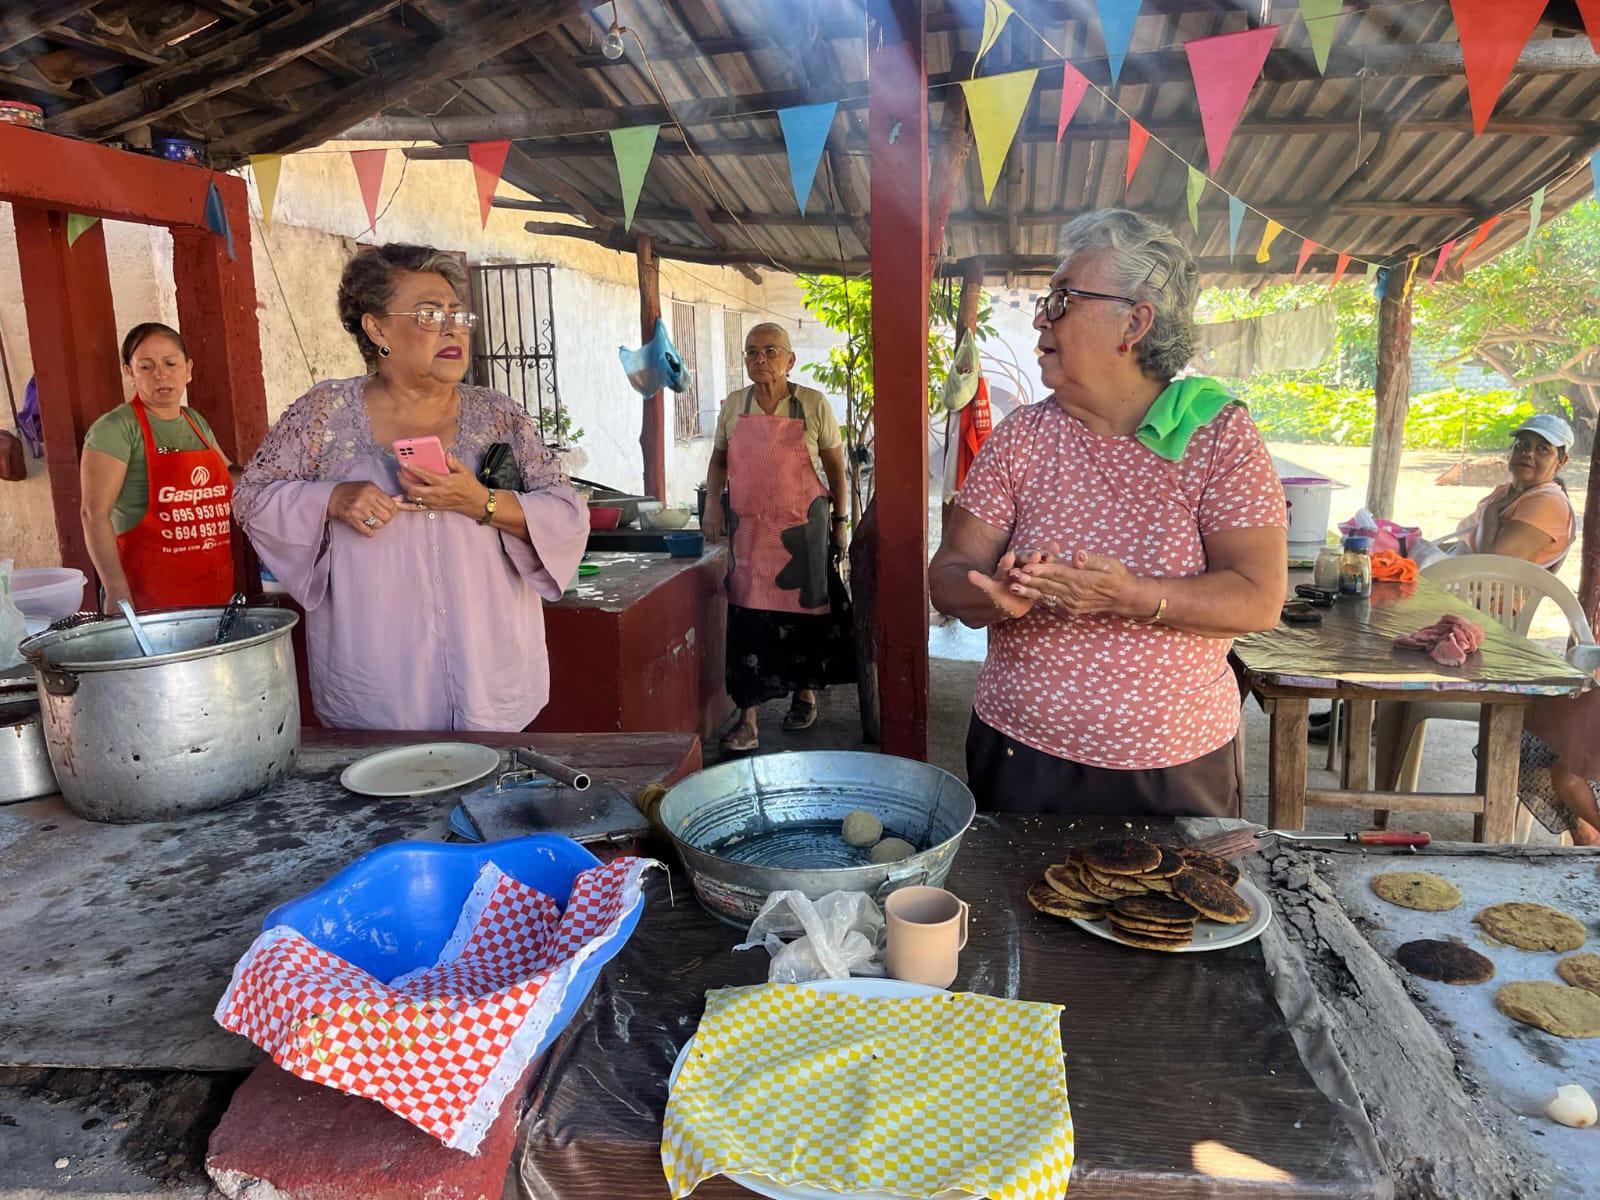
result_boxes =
[80,323,234,611]
[702,324,850,752]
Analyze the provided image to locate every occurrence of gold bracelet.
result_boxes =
[1134,595,1167,624]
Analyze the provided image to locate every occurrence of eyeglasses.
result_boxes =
[383,308,479,332]
[744,344,788,360]
[1034,286,1137,323]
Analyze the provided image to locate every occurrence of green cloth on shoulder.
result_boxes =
[1136,376,1234,462]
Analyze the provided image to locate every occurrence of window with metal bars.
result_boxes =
[722,308,747,409]
[671,299,699,442]
[467,262,566,445]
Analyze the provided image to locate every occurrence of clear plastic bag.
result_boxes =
[0,559,28,670]
[733,890,885,983]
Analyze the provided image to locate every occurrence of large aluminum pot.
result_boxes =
[0,696,57,803]
[19,607,300,822]
[658,750,976,927]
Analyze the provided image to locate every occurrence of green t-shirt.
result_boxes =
[82,403,222,534]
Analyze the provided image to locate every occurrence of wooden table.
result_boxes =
[1233,576,1588,842]
[512,816,1391,1199]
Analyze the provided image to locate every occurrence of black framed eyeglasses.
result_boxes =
[383,308,478,331]
[1034,286,1137,322]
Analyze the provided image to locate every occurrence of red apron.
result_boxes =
[116,397,234,609]
[725,387,831,614]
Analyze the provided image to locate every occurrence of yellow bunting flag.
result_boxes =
[1255,219,1284,263]
[976,0,1015,73]
[1402,255,1421,300]
[609,125,660,231]
[250,154,283,230]
[959,69,1039,204]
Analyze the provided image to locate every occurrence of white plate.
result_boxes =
[1070,876,1273,953]
[667,977,941,1200]
[338,743,502,798]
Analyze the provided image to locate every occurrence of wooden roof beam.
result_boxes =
[0,0,99,55]
[47,0,402,140]
[210,0,591,161]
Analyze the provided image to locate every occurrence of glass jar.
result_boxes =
[1339,535,1373,597]
[1312,546,1342,591]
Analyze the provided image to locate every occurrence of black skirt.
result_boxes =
[726,603,852,708]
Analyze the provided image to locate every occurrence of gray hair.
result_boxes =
[338,243,470,366]
[1056,209,1199,382]
[744,321,793,351]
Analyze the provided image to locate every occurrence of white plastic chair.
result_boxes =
[1375,556,1597,814]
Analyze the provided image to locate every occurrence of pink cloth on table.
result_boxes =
[233,378,588,732]
[1394,613,1486,667]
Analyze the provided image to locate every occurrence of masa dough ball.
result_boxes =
[1546,1084,1597,1128]
[870,837,916,864]
[841,810,883,847]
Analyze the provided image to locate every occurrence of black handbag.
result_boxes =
[477,442,522,491]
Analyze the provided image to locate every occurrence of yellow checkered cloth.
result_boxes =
[662,985,1073,1199]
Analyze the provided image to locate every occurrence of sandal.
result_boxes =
[782,696,818,732]
[721,725,759,753]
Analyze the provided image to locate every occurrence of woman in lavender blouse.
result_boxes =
[234,244,588,731]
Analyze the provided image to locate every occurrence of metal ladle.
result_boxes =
[117,599,156,657]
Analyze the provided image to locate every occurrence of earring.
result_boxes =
[378,345,391,358]
[1117,343,1129,353]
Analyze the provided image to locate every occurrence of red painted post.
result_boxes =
[172,179,268,463]
[867,0,930,760]
[12,208,125,583]
[636,234,667,501]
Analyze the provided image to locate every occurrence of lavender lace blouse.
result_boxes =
[234,376,588,732]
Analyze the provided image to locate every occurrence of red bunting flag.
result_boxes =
[1449,0,1548,135]
[1183,26,1279,172]
[1577,0,1600,52]
[1329,253,1352,288]
[467,140,512,228]
[1428,239,1458,288]
[1057,61,1091,143]
[1458,215,1500,267]
[1125,119,1149,196]
[1294,238,1317,282]
[349,148,387,232]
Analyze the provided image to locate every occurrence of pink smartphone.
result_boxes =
[393,436,449,475]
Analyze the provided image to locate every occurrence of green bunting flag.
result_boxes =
[65,214,99,247]
[1523,186,1545,252]
[609,125,660,231]
[1186,166,1206,235]
[1298,0,1343,75]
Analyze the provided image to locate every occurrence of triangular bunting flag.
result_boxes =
[1184,26,1279,171]
[1186,166,1206,235]
[1227,196,1246,260]
[1449,0,1548,135]
[1459,214,1499,266]
[1299,0,1343,74]
[977,0,1015,71]
[1255,218,1284,263]
[1428,239,1458,287]
[349,148,387,233]
[960,70,1039,204]
[65,214,99,247]
[1592,148,1600,198]
[776,102,837,215]
[1329,252,1352,288]
[1097,0,1143,86]
[1523,186,1546,252]
[1125,119,1149,196]
[1056,61,1090,143]
[467,140,512,229]
[1294,238,1316,282]
[1402,255,1420,300]
[609,125,660,230]
[1577,0,1599,52]
[204,181,235,261]
[250,154,283,230]
[1366,261,1379,282]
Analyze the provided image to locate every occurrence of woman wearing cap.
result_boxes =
[1445,413,1577,568]
[701,322,849,753]
[79,323,234,612]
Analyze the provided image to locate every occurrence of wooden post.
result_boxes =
[636,234,666,502]
[1365,267,1413,520]
[1579,446,1600,630]
[12,208,124,583]
[868,0,930,760]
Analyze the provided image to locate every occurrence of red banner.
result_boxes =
[467,140,512,229]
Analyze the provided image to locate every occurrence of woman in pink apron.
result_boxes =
[80,323,233,611]
[702,323,850,753]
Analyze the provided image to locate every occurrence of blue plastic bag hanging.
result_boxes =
[619,318,692,396]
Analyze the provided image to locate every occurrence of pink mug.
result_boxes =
[885,886,970,989]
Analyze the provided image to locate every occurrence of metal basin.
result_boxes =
[658,751,976,926]
[20,607,300,823]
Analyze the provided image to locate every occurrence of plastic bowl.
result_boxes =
[10,567,87,619]
[664,531,704,558]
[263,835,645,1060]
[641,507,692,530]
[589,506,623,530]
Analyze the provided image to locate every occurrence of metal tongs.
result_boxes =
[1192,826,1431,860]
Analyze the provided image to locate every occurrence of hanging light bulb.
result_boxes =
[602,24,625,59]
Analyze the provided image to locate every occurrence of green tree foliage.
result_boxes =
[1235,380,1534,450]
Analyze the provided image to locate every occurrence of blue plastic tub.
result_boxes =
[664,531,704,558]
[263,835,643,1057]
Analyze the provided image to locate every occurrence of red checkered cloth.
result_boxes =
[215,857,654,1152]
